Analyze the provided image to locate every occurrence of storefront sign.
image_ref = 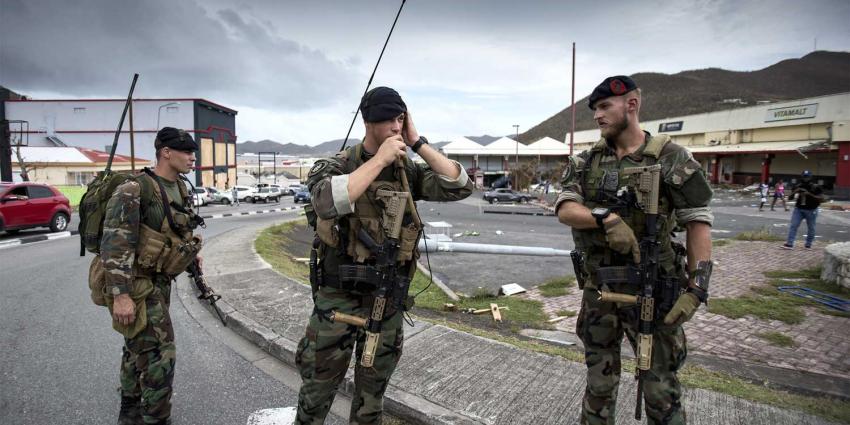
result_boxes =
[658,121,683,132]
[765,103,818,122]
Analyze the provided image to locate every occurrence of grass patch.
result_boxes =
[538,275,576,298]
[255,219,310,285]
[555,309,577,317]
[733,226,783,241]
[425,317,850,423]
[709,296,805,324]
[756,331,796,348]
[411,271,549,329]
[764,267,822,280]
[55,185,87,207]
[712,239,732,247]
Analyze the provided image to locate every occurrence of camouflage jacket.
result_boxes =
[307,143,473,221]
[100,174,187,296]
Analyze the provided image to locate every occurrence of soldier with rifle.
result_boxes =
[557,76,713,424]
[295,86,473,424]
[98,127,209,424]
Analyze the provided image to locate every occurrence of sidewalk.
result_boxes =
[192,218,843,425]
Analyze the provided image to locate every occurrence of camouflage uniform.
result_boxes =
[556,134,713,425]
[295,143,473,425]
[101,173,196,425]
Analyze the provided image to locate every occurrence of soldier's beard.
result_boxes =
[602,111,629,143]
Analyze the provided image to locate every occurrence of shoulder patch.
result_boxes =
[308,161,328,177]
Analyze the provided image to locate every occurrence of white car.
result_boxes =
[232,185,255,201]
[192,187,213,206]
[207,187,234,205]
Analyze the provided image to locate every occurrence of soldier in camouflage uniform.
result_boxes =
[296,86,473,425]
[102,127,203,425]
[556,76,714,424]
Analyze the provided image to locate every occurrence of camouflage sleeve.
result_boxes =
[554,151,588,212]
[412,160,473,202]
[100,180,141,295]
[306,156,351,220]
[660,145,714,226]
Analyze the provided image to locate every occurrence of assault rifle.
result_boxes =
[187,258,227,326]
[597,164,662,421]
[330,160,419,367]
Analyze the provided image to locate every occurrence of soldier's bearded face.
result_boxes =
[594,99,629,140]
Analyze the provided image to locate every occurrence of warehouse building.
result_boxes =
[3,97,238,189]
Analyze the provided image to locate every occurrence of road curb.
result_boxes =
[0,230,77,250]
[199,206,300,219]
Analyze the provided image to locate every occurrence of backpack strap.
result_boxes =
[141,168,182,235]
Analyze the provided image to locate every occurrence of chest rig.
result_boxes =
[134,171,204,278]
[314,144,422,291]
[573,135,678,279]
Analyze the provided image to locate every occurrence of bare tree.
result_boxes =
[13,144,47,182]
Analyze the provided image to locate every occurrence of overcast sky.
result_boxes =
[2,0,849,145]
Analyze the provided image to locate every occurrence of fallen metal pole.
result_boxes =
[418,240,571,257]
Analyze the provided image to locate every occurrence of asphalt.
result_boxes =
[196,215,845,425]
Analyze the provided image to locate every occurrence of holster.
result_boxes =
[309,237,322,300]
[570,250,588,290]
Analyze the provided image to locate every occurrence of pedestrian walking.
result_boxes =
[782,170,827,249]
[231,185,239,206]
[771,179,788,211]
[758,181,769,211]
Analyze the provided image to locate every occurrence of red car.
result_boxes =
[0,182,72,235]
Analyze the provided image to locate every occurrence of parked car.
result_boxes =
[483,188,533,204]
[233,185,255,201]
[286,184,303,196]
[207,187,234,205]
[0,182,72,234]
[192,187,213,206]
[250,187,281,203]
[293,187,311,204]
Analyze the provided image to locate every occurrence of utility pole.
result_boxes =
[513,124,520,190]
[570,42,576,156]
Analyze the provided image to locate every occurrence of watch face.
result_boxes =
[591,208,608,216]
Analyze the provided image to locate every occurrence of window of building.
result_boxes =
[166,106,179,113]
[73,107,86,114]
[67,171,96,186]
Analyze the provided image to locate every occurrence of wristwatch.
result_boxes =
[411,136,429,153]
[591,207,611,229]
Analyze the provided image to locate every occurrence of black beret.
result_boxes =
[155,127,198,151]
[588,75,638,110]
[360,86,407,123]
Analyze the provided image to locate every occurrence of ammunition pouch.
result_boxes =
[135,223,202,277]
[88,256,107,306]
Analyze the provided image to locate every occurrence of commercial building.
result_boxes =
[567,92,850,198]
[3,97,238,188]
[10,146,151,186]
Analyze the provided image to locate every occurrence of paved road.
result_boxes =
[0,201,347,425]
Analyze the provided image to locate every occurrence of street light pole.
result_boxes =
[156,102,181,131]
[512,124,520,190]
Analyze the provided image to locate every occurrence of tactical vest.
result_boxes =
[315,143,421,283]
[573,134,679,283]
[89,172,202,306]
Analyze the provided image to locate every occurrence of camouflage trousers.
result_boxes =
[120,278,176,424]
[577,286,688,425]
[295,286,404,425]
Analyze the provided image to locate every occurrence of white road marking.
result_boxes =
[247,407,297,425]
[711,229,732,234]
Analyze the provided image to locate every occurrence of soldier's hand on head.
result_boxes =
[377,135,407,166]
[112,294,136,326]
[663,292,701,326]
[402,112,419,146]
[603,216,641,263]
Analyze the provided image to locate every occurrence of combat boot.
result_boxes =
[117,395,142,425]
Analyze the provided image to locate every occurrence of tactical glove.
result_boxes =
[603,217,641,264]
[663,292,701,326]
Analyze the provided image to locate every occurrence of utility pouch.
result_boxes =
[136,224,169,271]
[348,217,383,263]
[161,236,202,276]
[397,221,421,263]
[88,256,107,306]
[316,218,340,248]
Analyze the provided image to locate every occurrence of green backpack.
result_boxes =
[78,170,154,256]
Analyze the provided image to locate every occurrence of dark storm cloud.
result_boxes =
[0,0,360,109]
